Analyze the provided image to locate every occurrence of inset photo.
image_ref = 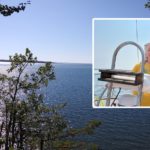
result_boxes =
[93,18,150,108]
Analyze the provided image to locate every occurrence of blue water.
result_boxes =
[2,64,150,149]
[46,64,150,150]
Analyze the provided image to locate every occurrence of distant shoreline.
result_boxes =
[53,62,92,65]
[0,61,92,65]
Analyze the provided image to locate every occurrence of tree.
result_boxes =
[0,1,30,16]
[0,49,101,150]
[145,0,150,8]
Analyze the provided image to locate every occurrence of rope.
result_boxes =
[111,88,121,106]
[136,20,140,63]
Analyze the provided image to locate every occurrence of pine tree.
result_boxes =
[0,1,30,16]
[0,50,101,149]
[145,0,150,8]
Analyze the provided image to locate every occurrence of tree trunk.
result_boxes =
[40,138,44,150]
[11,109,16,147]
[19,120,24,149]
[5,106,10,150]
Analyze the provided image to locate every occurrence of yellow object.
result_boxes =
[95,96,105,106]
[99,100,105,106]
[132,63,150,106]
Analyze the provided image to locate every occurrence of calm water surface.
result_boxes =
[48,64,150,150]
[1,64,150,150]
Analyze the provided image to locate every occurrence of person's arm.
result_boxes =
[132,63,141,95]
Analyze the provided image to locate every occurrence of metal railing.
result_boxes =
[106,41,145,106]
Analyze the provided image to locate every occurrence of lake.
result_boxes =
[1,63,150,150]
[51,64,150,150]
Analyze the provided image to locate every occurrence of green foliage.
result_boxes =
[0,1,30,16]
[53,140,99,150]
[0,50,101,149]
[145,0,150,8]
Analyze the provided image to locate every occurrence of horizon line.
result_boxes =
[0,59,92,65]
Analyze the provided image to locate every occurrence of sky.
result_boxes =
[94,19,150,69]
[0,0,150,63]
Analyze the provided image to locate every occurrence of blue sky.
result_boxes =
[94,19,150,69]
[0,0,150,63]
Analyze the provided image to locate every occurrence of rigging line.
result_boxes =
[111,88,121,106]
[136,20,140,63]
